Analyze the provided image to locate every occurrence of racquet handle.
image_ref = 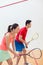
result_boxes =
[27,41,30,43]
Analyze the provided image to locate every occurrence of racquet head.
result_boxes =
[30,32,39,42]
[28,48,42,59]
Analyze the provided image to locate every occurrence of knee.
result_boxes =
[9,60,13,65]
[7,59,13,65]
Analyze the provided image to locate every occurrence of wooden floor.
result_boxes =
[2,50,43,65]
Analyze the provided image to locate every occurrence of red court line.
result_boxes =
[0,0,28,8]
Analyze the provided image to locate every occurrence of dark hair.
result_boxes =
[11,23,19,30]
[8,25,12,32]
[25,20,32,25]
[7,23,19,32]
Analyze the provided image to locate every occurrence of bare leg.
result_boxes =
[7,58,13,65]
[23,49,27,65]
[0,62,2,65]
[16,56,21,65]
[15,52,22,65]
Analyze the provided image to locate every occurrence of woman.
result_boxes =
[0,23,19,65]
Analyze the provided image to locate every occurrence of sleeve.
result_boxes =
[19,30,24,36]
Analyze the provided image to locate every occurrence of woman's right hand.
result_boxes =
[13,52,19,58]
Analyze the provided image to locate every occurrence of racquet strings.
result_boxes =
[28,48,42,59]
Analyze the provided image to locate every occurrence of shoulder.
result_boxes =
[5,32,10,38]
[20,27,26,31]
[18,27,25,34]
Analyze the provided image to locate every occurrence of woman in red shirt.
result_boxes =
[0,23,19,65]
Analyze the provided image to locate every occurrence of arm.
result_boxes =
[19,35,27,45]
[12,40,16,51]
[5,34,16,55]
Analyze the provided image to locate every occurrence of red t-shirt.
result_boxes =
[16,27,27,43]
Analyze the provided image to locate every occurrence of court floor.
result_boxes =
[2,50,43,65]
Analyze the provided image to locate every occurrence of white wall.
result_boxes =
[0,0,43,49]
